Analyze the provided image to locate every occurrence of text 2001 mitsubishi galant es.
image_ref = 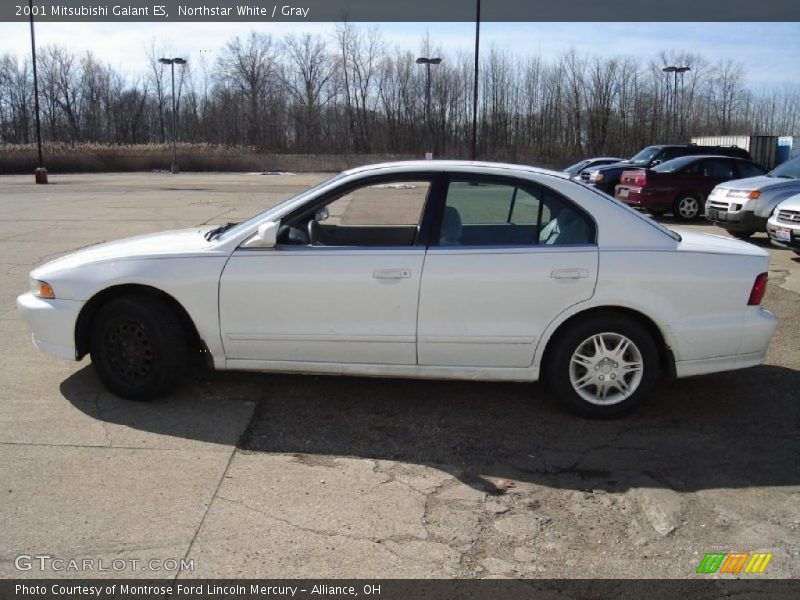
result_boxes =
[18,161,777,417]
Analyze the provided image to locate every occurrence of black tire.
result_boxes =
[730,230,755,240]
[89,295,188,400]
[545,313,661,418]
[672,192,702,221]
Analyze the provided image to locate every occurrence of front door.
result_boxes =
[219,176,434,365]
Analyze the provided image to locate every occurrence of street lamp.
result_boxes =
[416,57,442,160]
[662,65,690,140]
[28,0,46,184]
[471,0,481,161]
[159,57,187,174]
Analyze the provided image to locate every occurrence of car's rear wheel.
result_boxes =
[89,295,188,400]
[545,314,660,418]
[672,193,702,221]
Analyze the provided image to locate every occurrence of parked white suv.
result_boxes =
[767,193,800,255]
[706,155,800,239]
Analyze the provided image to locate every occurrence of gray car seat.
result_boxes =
[440,206,463,245]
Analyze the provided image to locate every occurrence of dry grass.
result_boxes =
[0,143,418,174]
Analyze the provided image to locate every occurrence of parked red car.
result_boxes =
[614,155,766,221]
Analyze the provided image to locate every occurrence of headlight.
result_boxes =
[31,279,55,299]
[726,189,761,200]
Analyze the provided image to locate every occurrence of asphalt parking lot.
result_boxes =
[0,172,798,579]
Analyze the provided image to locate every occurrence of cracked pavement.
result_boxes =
[0,172,798,579]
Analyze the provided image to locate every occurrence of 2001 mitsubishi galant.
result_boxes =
[17,161,777,417]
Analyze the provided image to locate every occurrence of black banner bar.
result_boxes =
[2,580,799,600]
[2,0,800,22]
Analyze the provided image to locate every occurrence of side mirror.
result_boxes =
[243,221,279,249]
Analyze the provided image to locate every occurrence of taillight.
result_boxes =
[748,273,768,306]
[621,169,646,187]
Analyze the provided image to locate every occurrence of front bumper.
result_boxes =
[766,219,800,252]
[705,208,767,233]
[17,292,83,360]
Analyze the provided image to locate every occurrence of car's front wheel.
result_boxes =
[545,314,660,417]
[89,295,188,400]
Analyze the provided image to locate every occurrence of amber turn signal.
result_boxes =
[31,280,55,299]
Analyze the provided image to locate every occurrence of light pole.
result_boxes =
[416,57,442,160]
[662,65,690,141]
[159,57,187,173]
[471,0,481,161]
[28,0,46,184]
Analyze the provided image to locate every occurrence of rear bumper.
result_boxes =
[705,208,767,233]
[675,307,777,377]
[16,292,82,360]
[616,186,673,211]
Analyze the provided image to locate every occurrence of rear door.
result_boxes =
[417,175,598,368]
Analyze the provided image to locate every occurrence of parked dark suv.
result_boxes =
[581,144,753,194]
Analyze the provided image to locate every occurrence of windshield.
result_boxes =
[652,156,696,173]
[214,172,347,241]
[564,160,590,175]
[628,147,661,166]
[769,155,800,179]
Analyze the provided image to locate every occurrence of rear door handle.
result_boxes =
[551,268,589,280]
[373,269,411,279]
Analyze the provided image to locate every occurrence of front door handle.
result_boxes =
[373,269,411,280]
[551,268,589,280]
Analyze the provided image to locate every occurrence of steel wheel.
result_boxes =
[568,332,644,406]
[90,295,188,400]
[105,320,154,382]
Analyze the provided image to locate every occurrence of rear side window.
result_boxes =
[701,158,735,178]
[660,148,685,161]
[437,178,595,247]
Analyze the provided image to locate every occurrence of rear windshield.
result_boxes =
[652,156,697,173]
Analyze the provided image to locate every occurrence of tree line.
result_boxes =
[1,24,798,166]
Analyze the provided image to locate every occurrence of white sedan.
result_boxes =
[17,161,777,417]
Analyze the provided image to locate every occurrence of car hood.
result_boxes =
[773,192,800,211]
[32,227,216,278]
[674,229,768,257]
[714,175,800,192]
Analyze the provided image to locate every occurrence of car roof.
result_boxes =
[665,154,754,162]
[343,160,572,180]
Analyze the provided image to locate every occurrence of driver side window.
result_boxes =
[278,179,431,247]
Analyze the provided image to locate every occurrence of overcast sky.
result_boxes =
[0,21,798,87]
